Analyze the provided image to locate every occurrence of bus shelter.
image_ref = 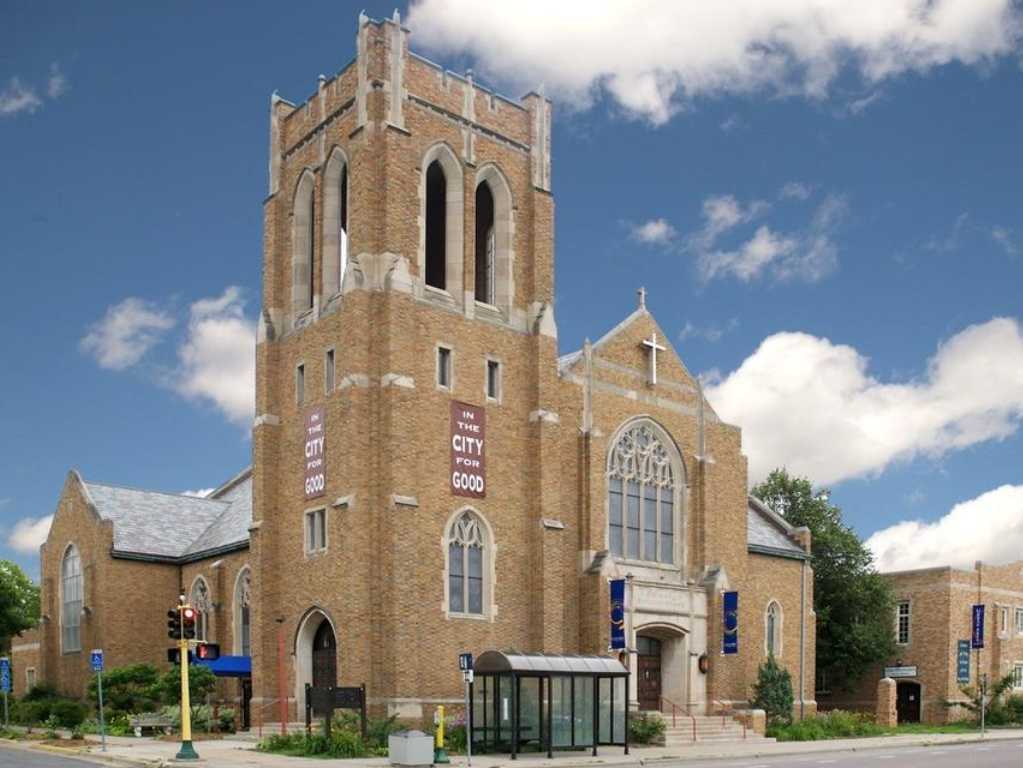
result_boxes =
[469,651,629,759]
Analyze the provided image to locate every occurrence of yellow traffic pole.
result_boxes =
[434,704,450,763]
[176,605,199,761]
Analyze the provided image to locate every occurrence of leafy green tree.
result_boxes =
[155,663,217,721]
[752,469,896,692]
[0,560,40,652]
[751,655,794,725]
[87,663,161,716]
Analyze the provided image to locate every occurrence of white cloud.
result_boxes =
[80,297,176,370]
[867,485,1023,572]
[847,90,883,115]
[7,515,53,554]
[690,193,845,283]
[407,0,1022,124]
[47,62,68,99]
[705,317,1023,486]
[174,287,255,427]
[631,218,677,245]
[679,317,739,344]
[991,226,1018,257]
[181,488,215,498]
[780,181,813,200]
[0,77,42,117]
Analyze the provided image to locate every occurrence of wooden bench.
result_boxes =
[129,713,175,737]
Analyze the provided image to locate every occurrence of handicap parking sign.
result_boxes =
[90,649,104,672]
[0,657,10,693]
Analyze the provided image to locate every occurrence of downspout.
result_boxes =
[799,557,806,720]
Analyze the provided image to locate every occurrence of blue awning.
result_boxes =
[192,654,251,678]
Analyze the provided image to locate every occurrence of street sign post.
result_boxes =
[0,656,10,727]
[459,653,473,767]
[90,650,107,751]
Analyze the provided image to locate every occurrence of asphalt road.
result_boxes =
[0,746,96,768]
[664,738,1023,768]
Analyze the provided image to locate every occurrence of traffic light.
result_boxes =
[195,643,220,661]
[182,606,197,640]
[167,608,182,640]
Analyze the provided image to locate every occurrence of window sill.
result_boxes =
[305,548,328,559]
[446,611,491,622]
[424,285,455,302]
[610,556,681,572]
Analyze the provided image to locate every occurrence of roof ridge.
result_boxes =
[84,480,229,504]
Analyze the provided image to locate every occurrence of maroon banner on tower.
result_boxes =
[304,407,326,500]
[450,401,486,498]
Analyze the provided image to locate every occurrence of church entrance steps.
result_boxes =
[645,711,775,746]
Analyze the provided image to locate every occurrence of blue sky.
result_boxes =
[2,1,1022,578]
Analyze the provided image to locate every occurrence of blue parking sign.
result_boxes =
[0,657,10,694]
[90,649,104,672]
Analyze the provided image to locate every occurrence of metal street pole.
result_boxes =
[464,673,472,768]
[176,611,199,761]
[96,668,107,751]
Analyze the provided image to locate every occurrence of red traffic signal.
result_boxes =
[167,608,182,640]
[195,643,220,661]
[182,606,197,640]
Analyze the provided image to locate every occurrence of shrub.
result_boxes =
[48,699,88,728]
[22,684,59,702]
[751,656,794,726]
[768,710,886,741]
[628,712,665,745]
[87,664,160,718]
[218,707,236,733]
[257,729,372,758]
[1005,695,1023,724]
[10,692,87,728]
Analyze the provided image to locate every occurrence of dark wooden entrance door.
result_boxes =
[896,681,921,723]
[240,678,252,730]
[636,636,662,711]
[311,619,337,714]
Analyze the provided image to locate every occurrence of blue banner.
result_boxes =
[957,640,971,682]
[609,579,626,650]
[971,604,985,649]
[723,591,739,654]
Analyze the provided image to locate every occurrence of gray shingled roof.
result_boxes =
[747,496,808,560]
[81,468,251,561]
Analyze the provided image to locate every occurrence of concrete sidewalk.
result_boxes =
[7,727,1023,767]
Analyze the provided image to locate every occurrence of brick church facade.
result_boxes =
[15,13,816,727]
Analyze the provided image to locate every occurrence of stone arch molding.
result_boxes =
[291,168,316,317]
[440,506,498,621]
[418,142,464,303]
[233,566,252,656]
[322,147,350,299]
[294,606,339,708]
[474,163,515,313]
[605,416,687,570]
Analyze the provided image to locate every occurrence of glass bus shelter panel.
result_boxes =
[613,677,626,744]
[573,677,593,747]
[551,676,572,748]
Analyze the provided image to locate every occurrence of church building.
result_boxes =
[14,13,816,731]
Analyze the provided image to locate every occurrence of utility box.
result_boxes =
[388,730,434,766]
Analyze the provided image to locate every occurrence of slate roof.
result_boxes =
[79,467,251,562]
[747,495,809,560]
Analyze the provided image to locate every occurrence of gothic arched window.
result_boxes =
[234,567,251,657]
[420,144,464,301]
[475,180,495,305]
[766,601,782,657]
[446,511,489,616]
[425,160,447,290]
[190,577,212,643]
[61,544,83,653]
[607,420,679,565]
[292,170,316,315]
[323,149,349,297]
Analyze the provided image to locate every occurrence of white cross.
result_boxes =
[642,331,666,386]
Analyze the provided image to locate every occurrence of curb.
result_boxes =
[26,742,164,768]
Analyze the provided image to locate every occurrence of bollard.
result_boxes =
[434,705,450,764]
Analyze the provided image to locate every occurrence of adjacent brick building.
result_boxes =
[14,12,816,729]
[819,560,1023,724]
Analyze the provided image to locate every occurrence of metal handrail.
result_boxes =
[660,695,696,741]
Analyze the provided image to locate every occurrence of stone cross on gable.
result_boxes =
[642,330,666,386]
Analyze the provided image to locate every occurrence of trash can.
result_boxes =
[388,730,434,766]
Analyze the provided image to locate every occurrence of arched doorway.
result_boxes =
[896,681,921,723]
[295,609,338,716]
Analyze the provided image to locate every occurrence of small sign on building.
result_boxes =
[450,401,485,498]
[884,665,917,679]
[304,407,326,499]
[957,640,971,683]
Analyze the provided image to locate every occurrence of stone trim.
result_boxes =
[529,409,559,424]
[253,413,281,428]
[331,494,355,510]
[391,495,419,508]
[381,373,415,389]
[541,518,565,530]
[339,373,371,390]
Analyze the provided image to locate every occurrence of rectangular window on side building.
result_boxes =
[896,601,911,645]
[305,508,326,553]
[325,349,335,394]
[437,346,452,389]
[486,359,501,401]
[1016,607,1023,635]
[296,363,305,405]
[1014,664,1023,690]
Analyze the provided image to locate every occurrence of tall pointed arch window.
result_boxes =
[190,577,212,643]
[425,160,447,289]
[447,511,488,616]
[61,545,83,653]
[475,180,495,305]
[292,171,316,315]
[766,601,782,657]
[323,150,349,297]
[234,567,252,657]
[607,421,678,565]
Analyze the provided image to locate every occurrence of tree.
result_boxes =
[155,663,217,714]
[752,469,896,692]
[751,655,794,725]
[87,663,161,716]
[0,560,40,652]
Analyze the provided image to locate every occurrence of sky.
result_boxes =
[2,0,1021,579]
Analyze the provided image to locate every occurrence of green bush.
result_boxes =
[628,712,666,745]
[22,684,59,702]
[751,655,794,726]
[768,710,886,741]
[1005,695,1023,724]
[218,707,237,733]
[10,692,87,728]
[87,663,161,718]
[257,729,372,758]
[48,699,88,728]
